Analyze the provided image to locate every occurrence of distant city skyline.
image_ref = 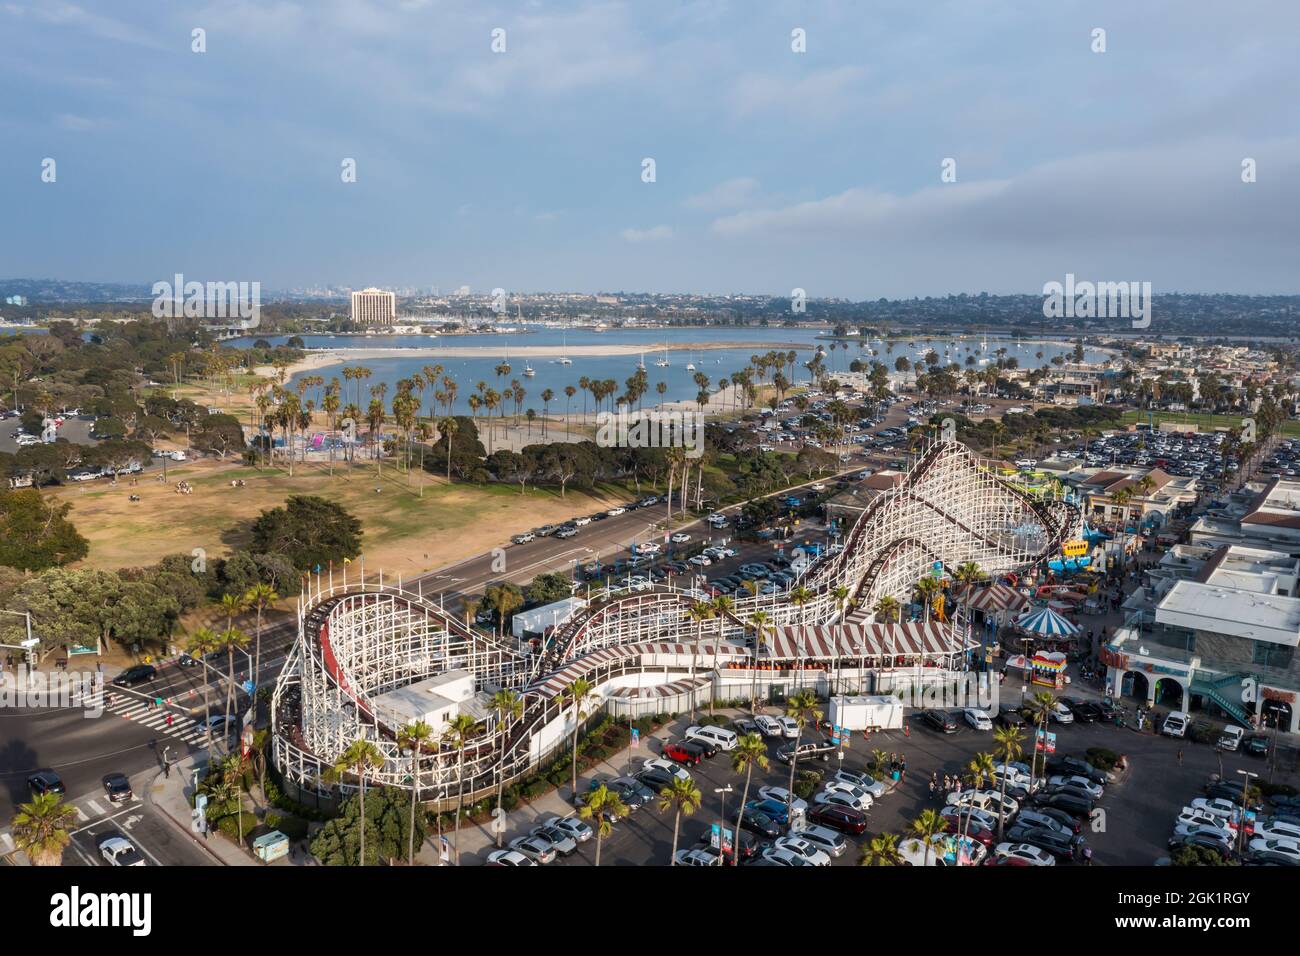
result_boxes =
[2,1,1298,296]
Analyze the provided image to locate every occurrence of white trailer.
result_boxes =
[828,695,904,732]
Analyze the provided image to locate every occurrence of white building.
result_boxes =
[350,288,396,325]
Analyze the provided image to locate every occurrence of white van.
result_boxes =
[684,725,738,751]
[1162,711,1189,738]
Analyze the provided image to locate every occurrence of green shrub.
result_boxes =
[1085,747,1120,771]
[217,811,259,846]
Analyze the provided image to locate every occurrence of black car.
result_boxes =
[1044,755,1106,786]
[27,771,66,796]
[738,807,781,839]
[1031,805,1083,834]
[1171,833,1232,860]
[919,709,958,733]
[608,777,654,809]
[997,708,1027,729]
[636,767,677,791]
[112,664,157,687]
[1092,700,1119,721]
[1206,783,1263,811]
[1005,824,1083,860]
[1033,791,1093,819]
[1064,700,1102,723]
[1246,847,1300,867]
[102,772,132,804]
[1043,782,1098,804]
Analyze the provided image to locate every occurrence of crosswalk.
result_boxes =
[1,790,144,860]
[71,689,217,748]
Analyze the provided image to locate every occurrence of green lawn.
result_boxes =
[1119,410,1300,437]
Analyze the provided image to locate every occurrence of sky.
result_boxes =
[2,0,1298,298]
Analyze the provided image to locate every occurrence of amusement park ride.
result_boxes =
[271,436,1084,807]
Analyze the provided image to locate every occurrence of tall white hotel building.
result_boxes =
[350,288,396,325]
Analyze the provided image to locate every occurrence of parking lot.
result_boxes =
[476,684,1298,867]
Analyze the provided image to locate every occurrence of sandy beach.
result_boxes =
[256,340,806,380]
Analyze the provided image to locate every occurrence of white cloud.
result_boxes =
[682,177,761,211]
[620,225,674,242]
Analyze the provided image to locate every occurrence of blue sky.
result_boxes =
[2,0,1298,297]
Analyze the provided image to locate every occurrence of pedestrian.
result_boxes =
[903,721,910,738]
[1082,844,1093,866]
[900,756,907,782]
[943,773,951,792]
[1177,749,1183,766]
[163,761,170,779]
[166,712,174,728]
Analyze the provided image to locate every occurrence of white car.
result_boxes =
[706,513,727,523]
[754,715,783,737]
[797,825,848,858]
[606,507,627,517]
[674,848,721,866]
[1175,808,1231,833]
[812,789,869,813]
[946,789,1018,817]
[1256,819,1300,843]
[1190,797,1241,821]
[1047,775,1104,800]
[822,781,874,809]
[1249,838,1300,862]
[993,842,1056,866]
[622,576,652,592]
[573,516,592,526]
[486,849,535,866]
[688,555,712,567]
[641,758,691,782]
[761,845,816,866]
[940,805,998,832]
[711,546,737,558]
[670,532,691,544]
[758,786,808,814]
[1162,711,1189,738]
[829,769,887,798]
[635,542,661,555]
[810,483,827,491]
[963,708,993,731]
[776,716,799,738]
[99,835,146,867]
[769,836,830,866]
[1050,702,1074,724]
[1172,822,1232,845]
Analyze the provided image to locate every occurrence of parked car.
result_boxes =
[754,715,783,737]
[662,742,701,765]
[992,842,1056,866]
[99,835,146,867]
[766,836,831,866]
[962,708,993,731]
[919,709,958,733]
[544,816,593,843]
[776,740,835,763]
[486,849,535,866]
[798,825,848,858]
[738,807,781,839]
[1162,710,1190,738]
[508,835,557,864]
[674,848,722,867]
[529,823,578,857]
[806,803,868,835]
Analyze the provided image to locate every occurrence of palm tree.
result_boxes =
[686,601,714,722]
[396,720,434,865]
[10,792,78,865]
[914,576,942,620]
[1026,691,1057,793]
[437,416,458,483]
[186,627,220,743]
[442,713,481,865]
[729,733,769,866]
[325,738,385,865]
[243,583,278,687]
[658,777,703,864]
[991,725,1024,839]
[873,595,901,623]
[784,689,823,820]
[217,591,246,632]
[907,808,947,866]
[565,678,597,798]
[489,689,524,846]
[215,626,251,740]
[859,831,903,866]
[962,751,997,862]
[579,784,629,867]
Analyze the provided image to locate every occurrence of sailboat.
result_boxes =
[654,349,669,367]
[557,332,573,365]
[685,350,696,371]
[637,353,646,371]
[523,361,535,377]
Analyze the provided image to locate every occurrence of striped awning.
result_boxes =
[764,622,973,661]
[1015,606,1080,637]
[961,584,1027,614]
[605,676,709,700]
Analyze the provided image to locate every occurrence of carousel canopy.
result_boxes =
[765,622,974,660]
[1015,606,1080,638]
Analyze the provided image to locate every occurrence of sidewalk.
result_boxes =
[146,752,257,866]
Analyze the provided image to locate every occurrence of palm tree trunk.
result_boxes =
[670,809,681,864]
[408,748,419,865]
[570,705,582,797]
[358,774,367,866]
[455,747,466,865]
[733,765,755,867]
